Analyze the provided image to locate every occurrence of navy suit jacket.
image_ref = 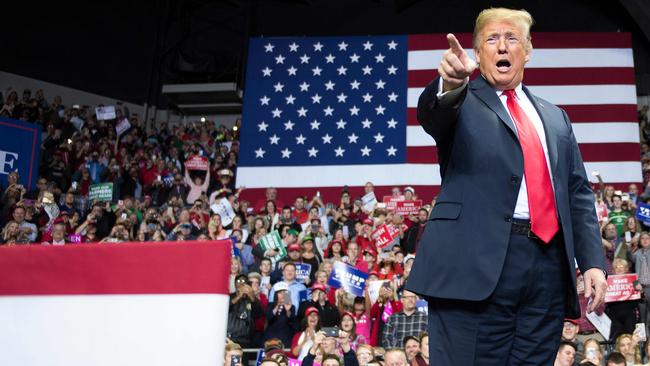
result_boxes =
[405,76,606,317]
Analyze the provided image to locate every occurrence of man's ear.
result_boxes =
[473,48,480,66]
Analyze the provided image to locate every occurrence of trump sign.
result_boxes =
[0,117,41,190]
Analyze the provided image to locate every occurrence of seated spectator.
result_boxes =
[561,319,582,359]
[381,290,427,348]
[553,341,576,366]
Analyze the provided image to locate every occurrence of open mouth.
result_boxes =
[496,60,511,72]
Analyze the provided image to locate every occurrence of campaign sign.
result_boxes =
[288,358,301,366]
[0,117,41,190]
[89,183,114,202]
[362,191,378,212]
[115,118,131,136]
[295,263,312,283]
[95,106,116,120]
[185,155,209,171]
[210,198,236,227]
[383,195,404,212]
[636,204,650,226]
[372,224,400,249]
[605,274,641,303]
[416,299,428,315]
[327,261,368,297]
[255,350,265,366]
[394,200,422,217]
[258,230,287,265]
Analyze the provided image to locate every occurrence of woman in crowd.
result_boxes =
[0,220,29,245]
[369,281,402,346]
[264,200,280,230]
[183,166,210,205]
[411,332,429,366]
[325,239,346,261]
[614,333,641,365]
[230,256,243,294]
[355,344,375,366]
[301,236,322,283]
[339,311,366,349]
[208,213,228,240]
[291,306,321,360]
[607,258,640,341]
[581,338,604,366]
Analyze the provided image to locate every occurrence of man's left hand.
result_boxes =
[583,268,607,312]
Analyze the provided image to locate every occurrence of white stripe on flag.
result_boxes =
[0,294,228,366]
[407,123,640,147]
[236,161,641,188]
[407,85,637,108]
[407,48,635,70]
[237,164,442,187]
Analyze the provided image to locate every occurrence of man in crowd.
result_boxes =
[268,262,307,315]
[403,208,429,254]
[553,342,576,366]
[403,335,421,362]
[384,349,409,366]
[382,290,428,348]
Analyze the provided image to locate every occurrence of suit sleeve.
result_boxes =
[416,77,468,144]
[564,109,606,273]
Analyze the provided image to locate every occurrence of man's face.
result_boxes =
[348,242,359,256]
[474,20,530,91]
[630,184,638,195]
[555,345,575,366]
[295,198,305,210]
[613,196,622,209]
[282,208,292,219]
[283,264,296,282]
[401,290,417,311]
[384,351,408,366]
[364,182,374,194]
[562,322,578,341]
[404,339,420,360]
[12,207,25,223]
[605,224,618,240]
[52,224,66,241]
[289,249,301,260]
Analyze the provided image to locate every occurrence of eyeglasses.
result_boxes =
[236,279,248,284]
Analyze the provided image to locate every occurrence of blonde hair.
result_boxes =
[615,333,641,363]
[473,7,534,51]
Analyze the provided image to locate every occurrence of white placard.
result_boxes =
[362,191,378,212]
[367,280,387,304]
[115,118,131,136]
[210,198,236,227]
[586,310,611,340]
[96,106,116,120]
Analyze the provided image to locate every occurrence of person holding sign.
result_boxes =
[406,7,607,364]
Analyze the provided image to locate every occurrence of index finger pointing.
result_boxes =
[447,33,464,55]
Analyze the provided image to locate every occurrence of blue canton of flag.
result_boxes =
[239,35,408,166]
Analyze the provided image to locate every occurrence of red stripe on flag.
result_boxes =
[407,105,638,126]
[404,145,638,163]
[408,32,631,51]
[408,68,635,88]
[407,146,438,163]
[0,242,231,296]
[579,143,640,162]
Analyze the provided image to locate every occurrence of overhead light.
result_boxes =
[233,125,239,131]
[200,117,206,122]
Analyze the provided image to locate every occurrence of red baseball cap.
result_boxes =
[363,218,374,225]
[311,283,327,292]
[305,306,320,317]
[288,244,301,252]
[564,318,579,325]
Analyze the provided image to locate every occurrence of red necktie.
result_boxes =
[503,89,558,243]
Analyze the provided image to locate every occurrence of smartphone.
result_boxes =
[585,348,596,359]
[284,292,292,305]
[342,226,349,238]
[625,231,632,242]
[71,181,78,190]
[230,354,241,366]
[121,213,127,220]
[636,323,647,341]
[322,327,339,337]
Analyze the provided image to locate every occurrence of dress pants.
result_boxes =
[427,232,568,365]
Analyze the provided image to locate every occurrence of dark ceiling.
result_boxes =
[2,0,649,108]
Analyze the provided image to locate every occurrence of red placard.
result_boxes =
[185,155,209,171]
[394,200,422,216]
[372,224,400,249]
[605,274,641,303]
[383,195,404,212]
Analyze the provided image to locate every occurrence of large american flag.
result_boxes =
[237,33,641,205]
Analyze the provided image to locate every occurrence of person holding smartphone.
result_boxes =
[264,282,299,346]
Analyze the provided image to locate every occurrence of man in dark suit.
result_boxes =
[405,7,607,365]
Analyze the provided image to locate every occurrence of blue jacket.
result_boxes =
[405,76,606,318]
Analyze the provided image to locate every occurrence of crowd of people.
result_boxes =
[3,87,650,365]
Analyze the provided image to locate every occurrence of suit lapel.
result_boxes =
[469,76,517,136]
[522,85,559,174]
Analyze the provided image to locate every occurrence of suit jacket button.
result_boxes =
[504,215,512,222]
[511,175,519,183]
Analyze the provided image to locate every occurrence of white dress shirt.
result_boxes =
[437,77,555,219]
